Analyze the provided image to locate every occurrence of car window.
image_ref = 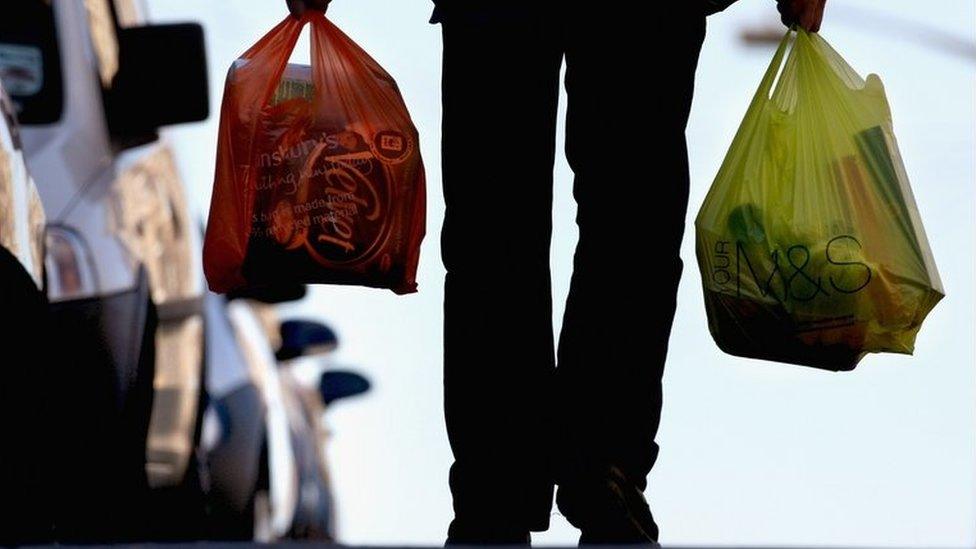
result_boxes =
[113,0,142,27]
[27,182,44,285]
[84,0,119,88]
[109,147,196,304]
[0,147,14,258]
[0,1,63,124]
[0,91,22,150]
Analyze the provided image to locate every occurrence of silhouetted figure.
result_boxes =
[435,3,707,543]
[288,0,826,544]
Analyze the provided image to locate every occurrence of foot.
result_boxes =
[556,466,659,545]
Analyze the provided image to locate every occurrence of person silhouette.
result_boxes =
[289,0,826,545]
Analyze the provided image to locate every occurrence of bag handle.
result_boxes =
[745,30,795,113]
[237,15,310,113]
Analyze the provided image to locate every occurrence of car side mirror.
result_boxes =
[319,370,370,405]
[106,23,209,148]
[276,320,338,361]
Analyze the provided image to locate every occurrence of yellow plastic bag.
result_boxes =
[695,30,943,371]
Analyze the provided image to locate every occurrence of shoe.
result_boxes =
[556,465,659,545]
[446,518,531,545]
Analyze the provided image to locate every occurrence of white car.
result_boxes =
[202,289,366,542]
[0,0,208,541]
[202,292,306,541]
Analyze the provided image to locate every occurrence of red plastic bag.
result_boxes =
[204,13,426,294]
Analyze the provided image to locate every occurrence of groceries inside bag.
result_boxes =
[695,31,943,371]
[204,13,426,295]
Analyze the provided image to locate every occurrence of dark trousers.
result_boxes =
[440,4,706,535]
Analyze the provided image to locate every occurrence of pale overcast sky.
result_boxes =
[149,0,975,545]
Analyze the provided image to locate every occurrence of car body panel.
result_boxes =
[205,296,339,541]
[201,291,266,538]
[205,383,266,514]
[114,144,206,488]
[0,85,45,288]
[145,312,204,487]
[45,266,156,543]
[278,369,335,540]
[204,291,252,396]
[226,300,299,538]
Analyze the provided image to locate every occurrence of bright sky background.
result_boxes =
[148,0,975,546]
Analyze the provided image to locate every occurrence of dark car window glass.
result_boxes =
[0,1,63,125]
